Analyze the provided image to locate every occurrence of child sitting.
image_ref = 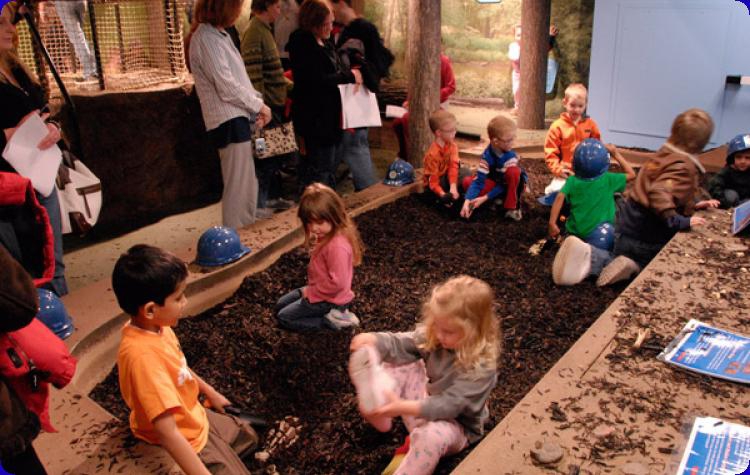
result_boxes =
[708,134,750,208]
[422,110,461,206]
[543,83,601,194]
[553,109,720,287]
[275,183,363,331]
[112,245,258,475]
[460,113,527,220]
[348,275,500,475]
[548,139,636,243]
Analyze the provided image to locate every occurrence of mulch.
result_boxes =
[90,159,624,474]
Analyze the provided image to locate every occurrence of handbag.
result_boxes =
[252,119,298,160]
[55,150,102,235]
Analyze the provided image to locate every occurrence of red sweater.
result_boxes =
[306,233,354,305]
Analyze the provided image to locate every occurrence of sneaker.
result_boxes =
[348,345,394,414]
[266,198,295,210]
[596,255,640,287]
[552,236,592,286]
[324,308,360,329]
[505,209,523,221]
[256,208,274,220]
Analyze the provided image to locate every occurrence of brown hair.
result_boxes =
[428,109,456,133]
[0,2,37,86]
[191,0,244,29]
[298,183,363,266]
[668,108,714,154]
[486,113,517,140]
[563,83,588,102]
[251,0,281,13]
[420,275,500,371]
[298,0,332,32]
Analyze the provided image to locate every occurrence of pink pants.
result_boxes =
[384,361,468,475]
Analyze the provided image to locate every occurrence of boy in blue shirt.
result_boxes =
[460,113,527,220]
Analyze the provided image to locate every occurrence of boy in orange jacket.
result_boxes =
[422,110,463,206]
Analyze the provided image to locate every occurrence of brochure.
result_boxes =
[676,417,750,475]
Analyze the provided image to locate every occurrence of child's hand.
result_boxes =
[350,333,377,352]
[205,389,231,413]
[605,143,618,156]
[560,164,573,178]
[449,184,459,200]
[370,391,421,419]
[690,216,707,227]
[695,199,720,210]
[460,200,473,219]
[548,222,560,238]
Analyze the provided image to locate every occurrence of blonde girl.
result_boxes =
[274,183,363,331]
[349,275,500,475]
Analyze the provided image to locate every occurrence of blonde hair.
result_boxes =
[563,83,588,102]
[487,113,516,140]
[667,108,714,154]
[298,183,363,266]
[420,275,500,371]
[428,109,456,133]
[0,2,37,86]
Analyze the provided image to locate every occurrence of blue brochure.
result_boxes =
[658,319,750,384]
[732,200,750,235]
[676,417,750,475]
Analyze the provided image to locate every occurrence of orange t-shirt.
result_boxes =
[544,113,601,177]
[422,141,459,195]
[117,324,209,452]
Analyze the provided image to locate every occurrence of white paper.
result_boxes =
[338,84,382,129]
[2,113,62,197]
[385,104,408,119]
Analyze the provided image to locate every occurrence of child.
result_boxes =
[275,183,363,331]
[422,109,460,205]
[543,83,601,192]
[348,275,500,475]
[708,133,750,208]
[460,113,527,220]
[112,245,258,475]
[548,139,636,243]
[553,109,720,287]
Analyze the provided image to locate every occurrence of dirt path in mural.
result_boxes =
[91,160,624,474]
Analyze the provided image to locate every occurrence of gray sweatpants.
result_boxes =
[219,141,258,229]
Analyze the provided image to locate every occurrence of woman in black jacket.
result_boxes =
[287,0,361,189]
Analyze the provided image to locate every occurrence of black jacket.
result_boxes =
[288,29,354,147]
[337,18,393,92]
[0,66,47,172]
[708,166,750,208]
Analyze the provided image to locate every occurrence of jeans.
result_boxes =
[256,155,284,208]
[613,233,665,270]
[336,128,377,191]
[589,245,613,277]
[302,142,338,189]
[55,0,96,78]
[274,288,348,332]
[37,189,68,296]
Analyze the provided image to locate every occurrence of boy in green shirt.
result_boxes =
[548,139,635,246]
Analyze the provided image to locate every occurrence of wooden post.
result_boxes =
[406,0,440,168]
[517,0,551,129]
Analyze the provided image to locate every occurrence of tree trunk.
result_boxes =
[406,0,441,168]
[352,0,365,15]
[383,0,398,48]
[518,0,551,129]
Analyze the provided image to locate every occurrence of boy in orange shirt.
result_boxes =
[422,109,462,206]
[543,83,601,195]
[112,245,257,475]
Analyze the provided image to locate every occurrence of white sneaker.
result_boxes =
[256,208,274,220]
[348,345,395,413]
[324,309,360,329]
[596,256,640,287]
[552,236,592,285]
[505,209,522,221]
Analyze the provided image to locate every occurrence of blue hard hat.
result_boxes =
[195,226,251,267]
[585,222,615,251]
[726,134,750,165]
[36,289,74,340]
[573,139,610,180]
[383,158,415,187]
[537,191,558,207]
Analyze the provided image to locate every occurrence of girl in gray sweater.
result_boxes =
[348,276,501,475]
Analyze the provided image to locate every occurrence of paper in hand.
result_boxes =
[338,84,382,129]
[2,113,62,197]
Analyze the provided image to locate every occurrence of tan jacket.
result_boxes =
[626,143,704,219]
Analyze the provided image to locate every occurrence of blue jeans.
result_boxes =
[336,128,377,191]
[588,232,664,277]
[37,189,68,296]
[274,288,348,332]
[302,142,338,189]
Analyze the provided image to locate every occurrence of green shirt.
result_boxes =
[561,172,627,238]
[241,17,291,108]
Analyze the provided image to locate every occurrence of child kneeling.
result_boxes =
[275,183,364,331]
[113,245,257,475]
[422,110,469,207]
[461,113,527,220]
[348,275,500,475]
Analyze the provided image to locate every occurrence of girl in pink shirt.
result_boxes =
[274,183,364,331]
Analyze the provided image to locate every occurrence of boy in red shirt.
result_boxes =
[422,110,462,206]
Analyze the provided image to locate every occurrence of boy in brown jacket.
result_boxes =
[553,108,720,286]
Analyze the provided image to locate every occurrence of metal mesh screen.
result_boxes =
[16,0,189,95]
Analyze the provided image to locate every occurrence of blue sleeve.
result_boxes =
[666,214,691,231]
[465,167,487,200]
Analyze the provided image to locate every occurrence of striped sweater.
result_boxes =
[241,17,292,108]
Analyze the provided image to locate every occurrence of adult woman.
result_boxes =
[189,0,271,229]
[241,0,294,213]
[0,2,68,296]
[287,0,362,189]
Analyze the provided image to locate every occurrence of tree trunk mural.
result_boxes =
[518,0,550,129]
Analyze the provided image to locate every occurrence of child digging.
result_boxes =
[422,110,466,207]
[708,133,750,208]
[348,275,500,475]
[113,245,258,475]
[275,183,364,331]
[460,113,527,220]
